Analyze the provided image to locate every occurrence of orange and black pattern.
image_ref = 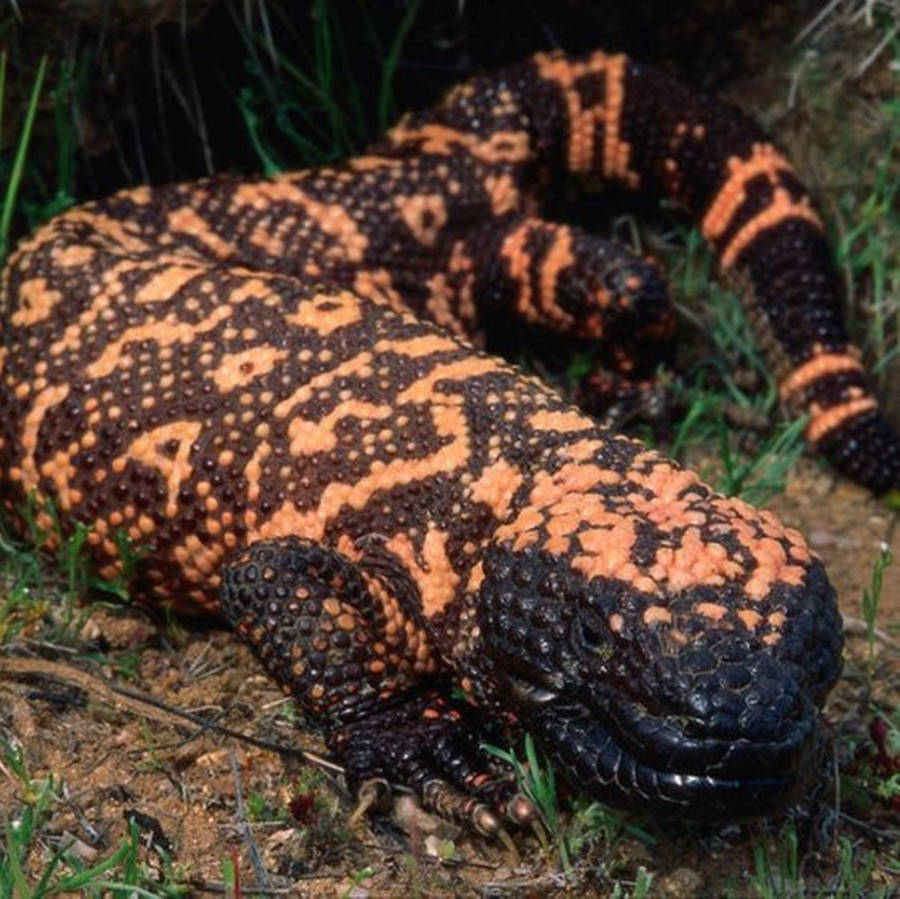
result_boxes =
[0,49,871,821]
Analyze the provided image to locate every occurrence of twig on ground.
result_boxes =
[229,745,272,893]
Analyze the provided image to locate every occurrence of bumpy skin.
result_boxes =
[1,49,884,822]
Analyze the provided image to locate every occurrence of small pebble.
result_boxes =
[656,866,704,897]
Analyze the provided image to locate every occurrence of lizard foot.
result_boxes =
[330,690,535,837]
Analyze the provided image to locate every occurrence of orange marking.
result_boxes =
[559,437,615,464]
[806,396,877,444]
[167,205,235,258]
[647,526,741,592]
[719,188,821,268]
[16,383,70,492]
[539,227,575,326]
[778,352,863,402]
[38,448,78,511]
[466,560,485,594]
[396,357,498,404]
[352,268,405,311]
[49,243,96,267]
[10,278,63,327]
[695,602,728,622]
[135,264,204,304]
[500,220,577,328]
[229,177,368,262]
[84,306,234,379]
[600,54,635,184]
[349,155,402,171]
[496,442,813,603]
[251,500,325,543]
[287,401,392,456]
[273,352,374,419]
[702,143,795,241]
[527,461,621,509]
[78,273,266,375]
[424,272,461,333]
[643,606,672,625]
[533,51,638,184]
[447,240,478,329]
[243,441,271,504]
[386,122,531,163]
[115,421,203,517]
[469,459,523,520]
[373,333,460,359]
[210,346,287,392]
[45,258,151,358]
[387,530,460,617]
[285,290,363,336]
[572,518,639,583]
[497,464,608,552]
[307,356,489,524]
[173,533,227,585]
[394,194,448,247]
[500,221,534,322]
[316,402,470,520]
[720,513,808,600]
[484,173,519,215]
[63,209,153,254]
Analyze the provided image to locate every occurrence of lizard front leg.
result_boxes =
[219,536,531,836]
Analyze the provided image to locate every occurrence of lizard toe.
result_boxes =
[331,690,527,838]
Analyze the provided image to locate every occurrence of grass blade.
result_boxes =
[1,54,47,262]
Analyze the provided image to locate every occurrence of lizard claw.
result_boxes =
[505,792,537,826]
[348,777,391,828]
[330,691,531,841]
[422,778,502,837]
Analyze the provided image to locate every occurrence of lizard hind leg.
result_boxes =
[482,215,676,353]
[219,537,531,835]
[478,215,677,424]
[554,227,678,425]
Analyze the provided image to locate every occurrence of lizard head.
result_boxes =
[471,452,843,817]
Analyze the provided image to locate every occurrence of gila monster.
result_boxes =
[1,49,895,831]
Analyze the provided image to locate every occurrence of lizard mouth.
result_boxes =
[508,673,819,817]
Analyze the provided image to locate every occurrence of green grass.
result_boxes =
[861,543,893,668]
[0,737,190,897]
[839,546,900,819]
[0,45,82,267]
[234,0,421,172]
[748,821,894,899]
[0,52,47,263]
[748,822,802,899]
[833,32,900,385]
[714,415,808,505]
[484,734,655,885]
[0,495,140,644]
[657,225,811,503]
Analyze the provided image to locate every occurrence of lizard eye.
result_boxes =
[505,673,559,706]
[575,608,614,660]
